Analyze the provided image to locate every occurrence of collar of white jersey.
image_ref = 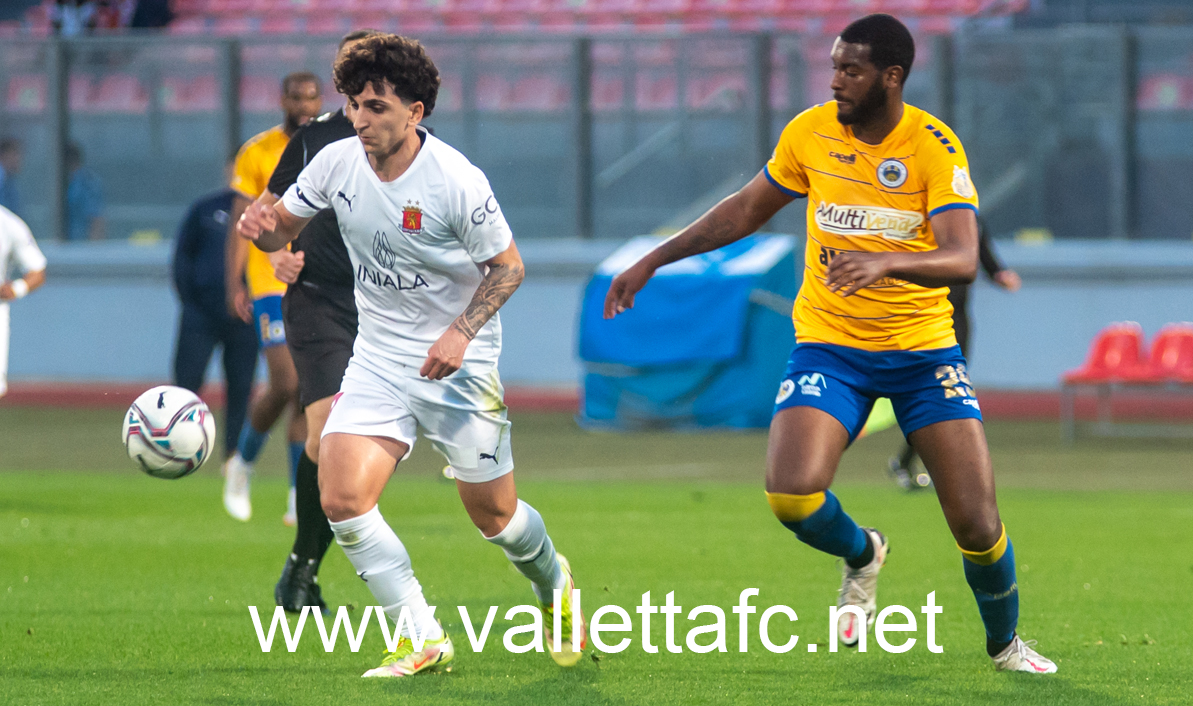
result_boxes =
[358,125,433,187]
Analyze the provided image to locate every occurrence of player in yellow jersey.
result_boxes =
[222,71,323,524]
[605,14,1055,673]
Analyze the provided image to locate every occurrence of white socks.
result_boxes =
[484,500,564,602]
[329,506,442,640]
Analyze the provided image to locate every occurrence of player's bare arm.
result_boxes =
[825,207,980,297]
[603,171,793,319]
[237,198,311,254]
[225,193,254,322]
[0,267,45,301]
[421,240,525,381]
[254,191,306,284]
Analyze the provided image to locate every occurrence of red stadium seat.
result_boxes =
[687,71,745,111]
[241,74,280,112]
[1137,74,1193,112]
[259,16,300,32]
[511,74,570,111]
[303,13,349,34]
[591,75,626,111]
[475,74,512,111]
[635,72,677,110]
[916,14,956,33]
[213,16,256,34]
[160,76,219,113]
[1062,322,1148,385]
[1129,324,1193,383]
[69,75,93,111]
[92,74,150,113]
[168,16,211,34]
[5,75,46,113]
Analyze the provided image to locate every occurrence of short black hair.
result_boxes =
[282,71,321,96]
[334,34,440,117]
[338,29,382,50]
[839,14,915,85]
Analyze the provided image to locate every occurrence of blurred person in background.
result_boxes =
[129,0,171,28]
[171,157,259,465]
[0,205,47,400]
[0,139,22,217]
[65,143,104,241]
[94,0,137,30]
[886,220,1020,490]
[222,71,323,525]
[50,0,100,36]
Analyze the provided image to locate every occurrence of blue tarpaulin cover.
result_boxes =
[579,234,800,429]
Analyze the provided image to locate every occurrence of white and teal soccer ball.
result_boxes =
[122,385,216,479]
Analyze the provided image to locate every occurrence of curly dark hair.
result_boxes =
[333,34,440,117]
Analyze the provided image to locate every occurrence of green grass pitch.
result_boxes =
[2,407,1190,705]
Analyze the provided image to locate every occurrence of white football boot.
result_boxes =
[992,636,1057,673]
[282,487,297,526]
[362,629,454,677]
[836,528,888,648]
[222,454,253,522]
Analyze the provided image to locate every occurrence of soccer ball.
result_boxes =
[122,385,216,479]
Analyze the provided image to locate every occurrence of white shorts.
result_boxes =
[322,356,514,484]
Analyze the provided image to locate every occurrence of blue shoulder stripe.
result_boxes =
[924,124,958,154]
[764,166,806,198]
[928,203,978,218]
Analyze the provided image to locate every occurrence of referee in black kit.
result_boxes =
[172,161,259,462]
[256,30,380,612]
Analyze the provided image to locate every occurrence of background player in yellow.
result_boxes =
[222,71,322,524]
[605,14,1055,673]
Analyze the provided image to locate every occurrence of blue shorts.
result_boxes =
[253,295,286,348]
[773,343,982,441]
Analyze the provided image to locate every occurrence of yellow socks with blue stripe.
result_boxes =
[766,490,871,567]
[960,525,1019,656]
[236,422,269,464]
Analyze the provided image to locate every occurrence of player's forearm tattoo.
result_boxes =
[451,260,525,339]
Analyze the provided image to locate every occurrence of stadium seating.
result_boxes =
[1060,322,1193,440]
[1061,322,1147,384]
[129,0,1027,36]
[1131,323,1193,383]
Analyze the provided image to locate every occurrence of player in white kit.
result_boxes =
[0,205,47,399]
[236,34,586,677]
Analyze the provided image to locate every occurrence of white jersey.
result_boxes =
[0,205,45,398]
[282,129,513,377]
[0,205,46,300]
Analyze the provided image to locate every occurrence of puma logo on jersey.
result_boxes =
[337,191,355,211]
[157,391,166,409]
[479,451,497,462]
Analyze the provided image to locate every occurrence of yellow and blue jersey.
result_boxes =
[765,102,980,352]
[230,126,290,300]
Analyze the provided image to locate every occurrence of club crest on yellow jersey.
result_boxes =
[877,159,908,188]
